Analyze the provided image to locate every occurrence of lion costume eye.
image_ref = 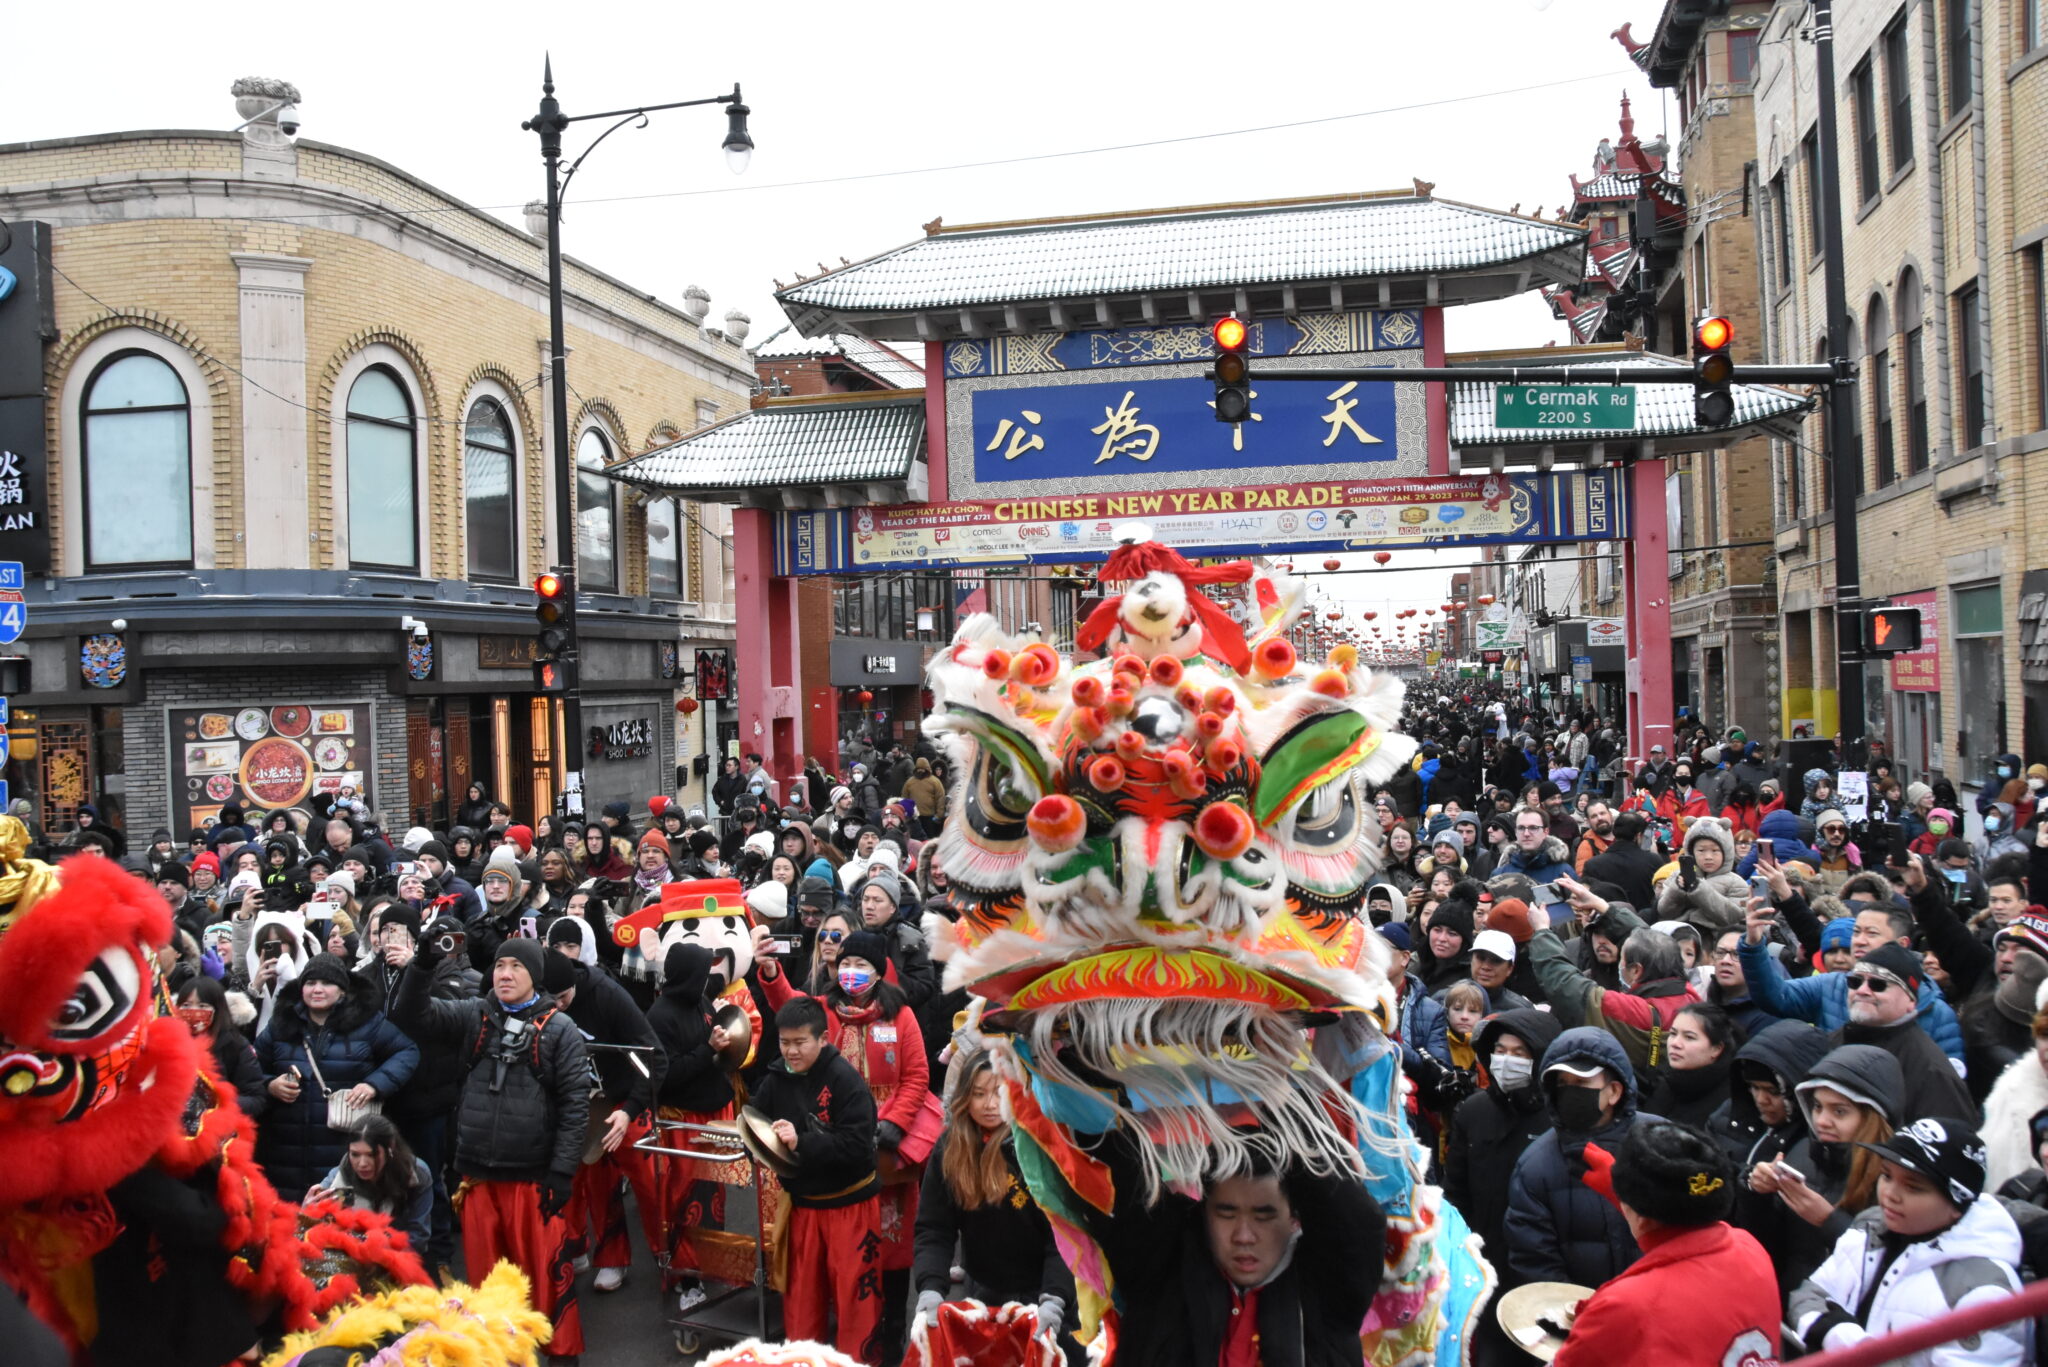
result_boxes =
[966,748,1034,841]
[1288,779,1361,852]
[50,948,140,1044]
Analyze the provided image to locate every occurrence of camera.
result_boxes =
[259,940,288,962]
[278,104,301,137]
[768,935,801,955]
[433,932,461,956]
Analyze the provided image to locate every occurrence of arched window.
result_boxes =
[82,351,192,569]
[1900,268,1929,473]
[1867,297,1894,487]
[464,397,516,582]
[577,428,617,591]
[346,367,417,572]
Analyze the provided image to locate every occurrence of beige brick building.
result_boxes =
[1745,0,2048,788]
[0,80,755,838]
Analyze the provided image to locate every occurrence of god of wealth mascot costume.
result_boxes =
[0,820,553,1366]
[912,536,1491,1366]
[613,876,765,1070]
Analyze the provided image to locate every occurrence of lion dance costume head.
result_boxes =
[922,538,1492,1365]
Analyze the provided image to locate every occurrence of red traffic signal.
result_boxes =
[1693,316,1733,352]
[535,569,572,659]
[535,572,564,599]
[1692,315,1735,427]
[1213,316,1248,352]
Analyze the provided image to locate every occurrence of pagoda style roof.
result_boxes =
[774,189,1585,342]
[753,327,925,387]
[600,391,926,507]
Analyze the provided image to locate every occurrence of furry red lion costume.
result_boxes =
[0,827,426,1361]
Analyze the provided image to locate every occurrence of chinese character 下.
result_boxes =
[1321,382,1385,448]
[985,412,1046,461]
[1091,391,1162,465]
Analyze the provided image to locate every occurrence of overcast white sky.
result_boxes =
[7,0,1667,611]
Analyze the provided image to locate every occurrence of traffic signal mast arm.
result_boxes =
[1230,362,1846,385]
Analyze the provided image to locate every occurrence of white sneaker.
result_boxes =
[593,1266,626,1293]
[571,1253,591,1274]
[677,1285,707,1313]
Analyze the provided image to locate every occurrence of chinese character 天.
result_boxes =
[1321,382,1385,448]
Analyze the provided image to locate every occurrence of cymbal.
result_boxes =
[1494,1281,1594,1362]
[714,1002,753,1071]
[737,1105,798,1178]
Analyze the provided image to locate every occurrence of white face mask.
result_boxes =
[2031,778,2044,793]
[1490,1053,1535,1090]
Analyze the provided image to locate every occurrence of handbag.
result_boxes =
[302,1047,381,1133]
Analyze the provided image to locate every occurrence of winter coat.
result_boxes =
[1397,973,1452,1067]
[1494,835,1575,888]
[1527,901,1699,1076]
[1705,1020,1832,1169]
[1982,1051,2048,1194]
[1744,1044,1905,1297]
[1553,1221,1782,1367]
[389,957,589,1185]
[1648,1048,1735,1130]
[1739,934,1966,1065]
[822,991,931,1139]
[1444,1009,1564,1275]
[1790,1195,2027,1365]
[209,1025,269,1118]
[1073,1126,1384,1367]
[1504,1027,1656,1287]
[314,1154,434,1252]
[1655,816,1753,932]
[370,951,480,1120]
[873,908,939,1010]
[647,943,736,1116]
[560,960,664,1116]
[899,763,946,819]
[1827,1009,1977,1124]
[748,1043,881,1208]
[912,1129,1075,1305]
[253,979,421,1200]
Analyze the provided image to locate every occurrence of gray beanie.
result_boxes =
[860,866,904,909]
[1432,828,1466,852]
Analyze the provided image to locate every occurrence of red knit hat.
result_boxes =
[503,823,533,855]
[191,851,221,877]
[1486,897,1542,945]
[648,796,671,818]
[637,828,671,857]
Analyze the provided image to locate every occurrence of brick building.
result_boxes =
[0,78,755,841]
[1737,0,2048,787]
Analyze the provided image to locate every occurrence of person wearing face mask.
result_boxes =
[1980,792,2030,862]
[1978,752,2026,818]
[1789,1118,2027,1364]
[1503,1027,1656,1288]
[173,969,268,1116]
[1444,1009,1562,1314]
[1908,805,1959,858]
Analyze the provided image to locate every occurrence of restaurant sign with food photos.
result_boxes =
[167,701,373,829]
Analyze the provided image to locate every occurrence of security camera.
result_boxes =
[278,104,301,137]
[399,615,428,639]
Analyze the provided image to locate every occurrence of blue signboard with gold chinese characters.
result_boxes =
[971,373,1399,484]
[942,308,1433,500]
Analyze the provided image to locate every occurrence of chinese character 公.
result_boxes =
[1090,391,1162,465]
[985,412,1046,462]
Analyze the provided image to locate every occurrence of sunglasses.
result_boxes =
[1844,974,1901,993]
[818,929,846,944]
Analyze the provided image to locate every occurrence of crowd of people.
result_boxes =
[28,684,2048,1365]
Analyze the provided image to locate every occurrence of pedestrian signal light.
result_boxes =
[534,570,572,659]
[1865,606,1923,653]
[1211,315,1252,424]
[1692,315,1735,427]
[534,659,569,692]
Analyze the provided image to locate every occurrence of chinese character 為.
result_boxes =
[985,411,1046,461]
[1321,381,1385,448]
[1091,391,1162,465]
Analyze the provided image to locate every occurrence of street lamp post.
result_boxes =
[522,57,752,816]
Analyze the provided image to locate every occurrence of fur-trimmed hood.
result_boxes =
[1984,1051,2048,1194]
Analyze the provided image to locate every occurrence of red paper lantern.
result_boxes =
[1478,594,1496,606]
[676,696,699,714]
[857,689,874,705]
[1322,558,1342,572]
[1326,610,1342,621]
[1373,551,1393,565]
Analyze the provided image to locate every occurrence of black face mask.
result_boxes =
[1552,1083,1609,1132]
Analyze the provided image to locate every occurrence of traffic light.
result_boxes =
[534,658,572,692]
[1865,605,1924,653]
[535,570,572,660]
[1692,315,1735,427]
[1211,315,1251,423]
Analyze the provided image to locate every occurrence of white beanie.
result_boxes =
[404,826,434,852]
[746,880,789,921]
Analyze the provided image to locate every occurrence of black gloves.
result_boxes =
[539,1171,574,1221]
[1800,1302,1858,1352]
[414,929,446,969]
[877,1120,904,1151]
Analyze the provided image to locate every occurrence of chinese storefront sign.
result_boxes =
[0,221,53,574]
[1887,589,1941,692]
[777,471,1627,576]
[590,717,653,761]
[166,701,371,831]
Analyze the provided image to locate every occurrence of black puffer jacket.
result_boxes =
[1503,1027,1656,1288]
[1444,1008,1563,1277]
[253,976,420,1200]
[1704,1019,1831,1169]
[647,944,736,1115]
[366,950,482,1120]
[390,954,589,1185]
[560,959,664,1117]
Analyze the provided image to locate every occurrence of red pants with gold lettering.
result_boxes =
[460,1178,583,1357]
[564,1112,666,1272]
[783,1196,884,1366]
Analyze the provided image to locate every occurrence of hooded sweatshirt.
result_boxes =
[647,943,737,1116]
[1705,1019,1833,1169]
[1445,1008,1565,1265]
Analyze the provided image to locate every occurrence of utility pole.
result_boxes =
[1813,0,1866,763]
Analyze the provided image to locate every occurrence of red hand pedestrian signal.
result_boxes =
[1874,616,1892,645]
[1864,607,1922,653]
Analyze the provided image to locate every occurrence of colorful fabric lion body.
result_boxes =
[0,827,429,1360]
[922,541,1492,1366]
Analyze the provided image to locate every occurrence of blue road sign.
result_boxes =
[0,697,10,726]
[0,562,23,592]
[0,781,11,809]
[0,595,23,646]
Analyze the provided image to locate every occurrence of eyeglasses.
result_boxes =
[1711,947,1742,961]
[1516,825,1545,835]
[818,930,846,944]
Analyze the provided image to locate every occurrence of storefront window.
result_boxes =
[1952,583,2004,780]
